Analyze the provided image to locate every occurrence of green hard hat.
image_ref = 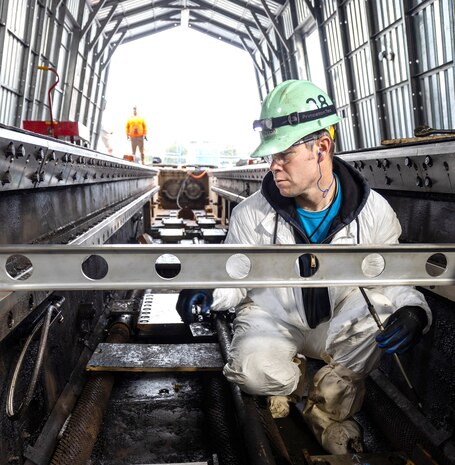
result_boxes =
[251,80,342,158]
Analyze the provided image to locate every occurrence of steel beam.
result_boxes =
[0,244,454,291]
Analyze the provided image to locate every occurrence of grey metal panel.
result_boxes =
[325,12,343,65]
[346,2,379,147]
[337,108,356,151]
[321,0,338,21]
[376,21,408,89]
[357,96,381,147]
[66,0,81,22]
[295,0,312,25]
[412,0,454,129]
[412,1,452,73]
[351,46,374,99]
[383,84,413,139]
[345,0,368,50]
[373,0,402,31]
[374,16,413,140]
[2,31,26,95]
[330,61,349,107]
[282,4,293,40]
[5,0,28,37]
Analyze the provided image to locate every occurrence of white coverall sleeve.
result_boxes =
[367,192,432,332]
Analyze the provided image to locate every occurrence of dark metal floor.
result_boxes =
[90,372,212,464]
[90,369,396,465]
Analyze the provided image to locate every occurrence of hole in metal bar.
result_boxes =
[361,253,385,278]
[425,253,447,277]
[5,254,33,280]
[297,253,319,278]
[81,255,108,280]
[226,253,251,279]
[155,254,181,279]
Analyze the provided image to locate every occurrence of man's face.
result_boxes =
[133,107,137,115]
[269,142,320,198]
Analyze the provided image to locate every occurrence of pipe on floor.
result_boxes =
[49,317,131,465]
[215,317,280,465]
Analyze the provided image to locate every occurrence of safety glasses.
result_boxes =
[263,135,319,166]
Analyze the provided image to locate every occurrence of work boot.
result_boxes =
[267,356,307,419]
[322,420,364,454]
[303,362,365,454]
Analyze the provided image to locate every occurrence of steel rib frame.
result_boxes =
[0,244,454,291]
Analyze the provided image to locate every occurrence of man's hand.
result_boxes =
[176,289,213,324]
[144,136,148,141]
[376,306,428,354]
[127,135,130,140]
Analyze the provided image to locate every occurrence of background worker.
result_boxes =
[177,80,432,455]
[126,105,147,164]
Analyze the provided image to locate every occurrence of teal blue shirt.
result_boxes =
[296,175,342,243]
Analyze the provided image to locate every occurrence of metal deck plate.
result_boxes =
[87,343,224,372]
[137,293,182,329]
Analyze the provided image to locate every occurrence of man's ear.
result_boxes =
[317,135,332,162]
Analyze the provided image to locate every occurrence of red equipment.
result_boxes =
[23,66,90,145]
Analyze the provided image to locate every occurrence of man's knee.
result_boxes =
[223,352,300,396]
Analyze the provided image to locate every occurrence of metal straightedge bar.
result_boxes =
[1,244,455,291]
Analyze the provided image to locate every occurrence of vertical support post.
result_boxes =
[402,0,422,131]
[335,0,361,149]
[364,0,387,143]
[15,0,38,127]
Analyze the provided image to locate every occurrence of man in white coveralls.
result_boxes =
[177,80,431,455]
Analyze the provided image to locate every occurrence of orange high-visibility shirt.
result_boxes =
[126,116,147,138]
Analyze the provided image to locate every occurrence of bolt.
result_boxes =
[5,142,15,159]
[2,171,11,185]
[424,155,433,167]
[35,148,44,161]
[16,144,25,158]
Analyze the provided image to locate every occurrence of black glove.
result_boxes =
[127,135,130,140]
[376,306,428,354]
[176,289,213,324]
[144,136,148,141]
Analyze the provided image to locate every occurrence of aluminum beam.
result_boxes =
[0,244,454,291]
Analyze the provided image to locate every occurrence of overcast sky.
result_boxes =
[103,26,261,160]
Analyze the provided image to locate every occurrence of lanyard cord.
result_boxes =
[273,212,279,244]
[307,178,338,242]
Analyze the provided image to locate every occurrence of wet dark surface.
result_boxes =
[90,372,211,464]
[90,366,394,465]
